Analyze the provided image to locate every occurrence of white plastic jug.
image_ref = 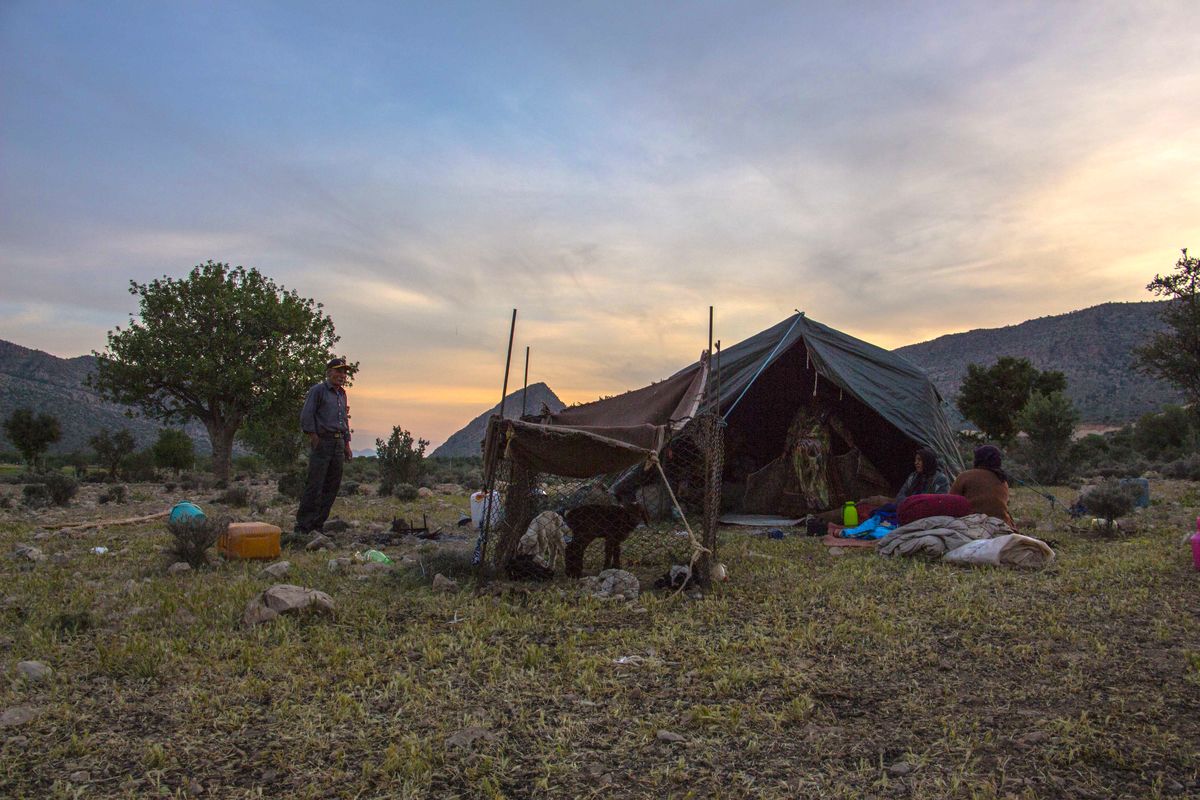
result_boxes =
[470,490,503,530]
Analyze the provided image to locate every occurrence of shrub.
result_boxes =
[0,495,11,510]
[339,481,360,497]
[123,449,158,482]
[42,473,78,506]
[22,483,52,509]
[163,482,176,492]
[152,428,195,473]
[165,514,228,568]
[98,484,127,505]
[233,454,264,476]
[1159,454,1200,481]
[392,483,419,501]
[216,485,250,507]
[179,472,207,492]
[277,466,306,500]
[1082,480,1140,530]
[376,426,428,495]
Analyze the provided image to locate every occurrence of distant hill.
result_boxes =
[895,301,1182,425]
[0,339,210,454]
[431,382,565,458]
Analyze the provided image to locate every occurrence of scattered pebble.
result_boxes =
[887,762,914,776]
[656,730,686,743]
[258,561,291,579]
[167,562,192,575]
[69,770,90,783]
[0,706,40,728]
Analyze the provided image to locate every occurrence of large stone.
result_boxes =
[16,661,51,683]
[306,534,334,551]
[0,706,39,728]
[243,584,334,626]
[417,487,434,498]
[432,573,459,593]
[258,561,291,580]
[167,562,192,575]
[327,557,352,573]
[579,569,640,601]
[445,726,497,750]
[433,483,464,495]
[322,519,350,534]
[12,545,44,563]
[656,730,686,743]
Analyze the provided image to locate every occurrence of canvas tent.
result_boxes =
[492,312,962,515]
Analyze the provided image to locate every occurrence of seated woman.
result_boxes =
[950,444,1015,528]
[895,447,950,503]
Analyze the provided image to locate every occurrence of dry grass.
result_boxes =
[0,478,1197,798]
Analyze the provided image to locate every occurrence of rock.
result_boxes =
[887,762,914,776]
[50,553,71,566]
[1019,731,1050,746]
[417,487,434,498]
[579,569,640,601]
[432,573,459,593]
[306,534,333,551]
[32,531,52,541]
[445,726,497,750]
[656,730,686,743]
[122,579,137,595]
[6,735,28,746]
[355,562,394,577]
[828,547,846,556]
[12,544,44,563]
[258,561,291,580]
[167,562,192,575]
[16,661,51,683]
[243,584,335,626]
[69,770,90,783]
[322,519,350,534]
[0,706,39,728]
[327,557,352,573]
[433,483,464,495]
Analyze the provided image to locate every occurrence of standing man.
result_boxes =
[292,357,353,542]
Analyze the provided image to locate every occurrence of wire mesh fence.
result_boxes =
[474,413,724,589]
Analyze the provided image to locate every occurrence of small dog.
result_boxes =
[563,502,646,578]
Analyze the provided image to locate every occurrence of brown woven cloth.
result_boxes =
[949,469,1015,528]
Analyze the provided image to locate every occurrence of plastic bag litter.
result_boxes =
[943,534,1054,569]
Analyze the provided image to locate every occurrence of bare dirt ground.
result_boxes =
[0,478,1198,799]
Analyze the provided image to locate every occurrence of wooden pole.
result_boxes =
[498,309,517,419]
[708,305,714,357]
[520,346,530,417]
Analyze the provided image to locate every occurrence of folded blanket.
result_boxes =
[876,513,1014,559]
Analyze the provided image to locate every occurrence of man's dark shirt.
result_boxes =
[300,380,350,441]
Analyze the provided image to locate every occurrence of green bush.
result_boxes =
[339,481,360,497]
[277,467,306,500]
[98,484,127,505]
[216,485,250,507]
[43,473,78,506]
[123,449,158,482]
[165,514,228,568]
[22,483,52,509]
[233,454,264,476]
[392,483,419,501]
[376,426,428,495]
[1082,480,1140,529]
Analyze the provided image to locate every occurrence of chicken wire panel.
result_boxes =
[479,414,723,588]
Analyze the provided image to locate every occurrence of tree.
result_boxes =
[2,408,61,471]
[956,357,1067,445]
[1132,404,1196,460]
[376,426,429,495]
[90,428,136,481]
[1135,248,1200,412]
[1016,390,1080,484]
[238,407,307,470]
[88,261,342,481]
[152,428,195,474]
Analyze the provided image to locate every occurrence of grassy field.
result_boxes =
[0,479,1197,798]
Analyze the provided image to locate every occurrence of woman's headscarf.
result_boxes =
[973,444,1008,484]
[911,446,940,494]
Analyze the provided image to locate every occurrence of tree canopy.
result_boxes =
[2,408,61,470]
[89,261,342,480]
[956,356,1067,445]
[1135,248,1200,412]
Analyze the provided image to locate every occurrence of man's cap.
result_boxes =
[327,357,351,370]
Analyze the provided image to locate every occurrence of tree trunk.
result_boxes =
[206,421,238,482]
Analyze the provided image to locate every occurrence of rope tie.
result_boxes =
[648,452,712,596]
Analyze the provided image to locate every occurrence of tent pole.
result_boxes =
[520,346,530,417]
[708,305,713,357]
[723,311,804,422]
[498,309,517,418]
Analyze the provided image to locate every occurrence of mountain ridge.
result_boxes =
[430,382,565,459]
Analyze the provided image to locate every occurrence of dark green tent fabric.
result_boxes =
[695,313,964,475]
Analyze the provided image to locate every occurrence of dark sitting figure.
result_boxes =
[563,503,646,578]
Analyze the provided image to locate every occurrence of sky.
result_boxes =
[2,2,1199,449]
